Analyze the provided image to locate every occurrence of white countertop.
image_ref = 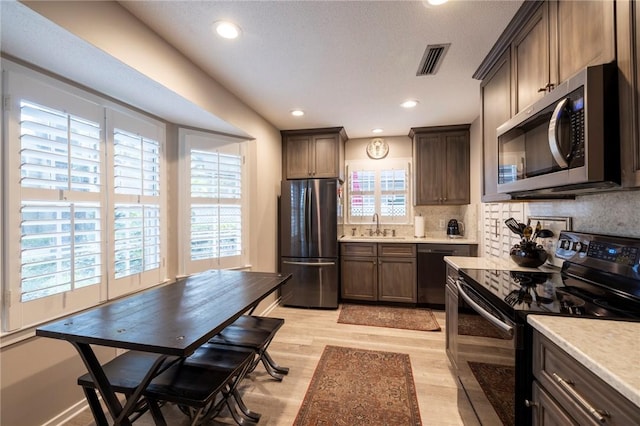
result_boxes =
[340,235,478,244]
[528,315,640,408]
[443,255,559,272]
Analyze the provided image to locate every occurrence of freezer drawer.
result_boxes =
[280,257,338,308]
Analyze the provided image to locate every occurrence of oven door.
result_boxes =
[455,278,517,426]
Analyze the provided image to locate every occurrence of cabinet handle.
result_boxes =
[537,83,556,93]
[552,372,610,423]
[524,399,537,408]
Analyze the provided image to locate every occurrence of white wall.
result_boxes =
[1,3,283,425]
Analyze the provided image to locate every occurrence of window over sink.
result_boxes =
[345,159,411,225]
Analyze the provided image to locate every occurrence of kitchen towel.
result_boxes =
[414,215,425,238]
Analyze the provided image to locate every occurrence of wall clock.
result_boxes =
[366,138,389,159]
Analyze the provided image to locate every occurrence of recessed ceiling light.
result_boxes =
[401,100,419,109]
[372,128,384,134]
[427,0,448,5]
[290,109,305,117]
[214,21,241,39]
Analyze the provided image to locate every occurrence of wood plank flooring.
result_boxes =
[64,304,476,425]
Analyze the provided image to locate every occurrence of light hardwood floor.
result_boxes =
[65,304,476,425]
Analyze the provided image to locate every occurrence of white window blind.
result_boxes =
[3,63,167,332]
[190,149,242,261]
[20,202,102,302]
[179,129,248,274]
[108,109,165,297]
[19,101,103,302]
[347,159,411,224]
[113,128,161,280]
[20,101,102,193]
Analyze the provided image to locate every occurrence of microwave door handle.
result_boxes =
[548,98,570,168]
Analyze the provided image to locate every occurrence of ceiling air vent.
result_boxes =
[416,43,450,76]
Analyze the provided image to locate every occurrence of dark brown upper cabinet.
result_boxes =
[410,125,470,206]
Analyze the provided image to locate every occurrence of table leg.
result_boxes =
[82,387,109,426]
[71,342,169,426]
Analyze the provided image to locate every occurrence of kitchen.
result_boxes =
[1,1,640,426]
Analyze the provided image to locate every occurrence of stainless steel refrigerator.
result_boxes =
[280,179,340,308]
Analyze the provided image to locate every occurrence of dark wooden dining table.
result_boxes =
[36,269,292,426]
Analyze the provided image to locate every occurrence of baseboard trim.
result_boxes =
[43,398,90,426]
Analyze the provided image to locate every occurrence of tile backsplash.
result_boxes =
[524,190,640,239]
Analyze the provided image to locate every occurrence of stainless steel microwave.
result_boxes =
[496,63,619,197]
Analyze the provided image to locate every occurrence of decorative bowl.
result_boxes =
[510,243,548,268]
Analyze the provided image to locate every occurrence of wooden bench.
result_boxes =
[208,315,289,381]
[78,344,259,425]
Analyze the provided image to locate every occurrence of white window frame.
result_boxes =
[1,61,167,334]
[178,128,249,276]
[2,65,107,332]
[345,158,412,225]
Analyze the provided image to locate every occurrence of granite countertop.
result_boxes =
[528,315,640,408]
[340,235,478,244]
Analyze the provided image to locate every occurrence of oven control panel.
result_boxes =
[556,231,640,273]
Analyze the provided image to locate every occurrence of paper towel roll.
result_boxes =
[414,216,425,238]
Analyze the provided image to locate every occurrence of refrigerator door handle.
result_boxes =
[282,260,337,267]
[305,185,312,244]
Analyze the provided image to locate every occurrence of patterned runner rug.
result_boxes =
[337,303,441,331]
[293,345,422,425]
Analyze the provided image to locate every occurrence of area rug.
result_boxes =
[468,361,515,426]
[458,313,509,339]
[337,304,441,331]
[293,345,422,425]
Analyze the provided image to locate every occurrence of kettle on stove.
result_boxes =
[447,219,464,238]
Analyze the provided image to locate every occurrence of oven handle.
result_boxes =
[456,279,514,337]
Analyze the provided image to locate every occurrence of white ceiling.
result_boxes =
[2,0,523,139]
[118,0,523,138]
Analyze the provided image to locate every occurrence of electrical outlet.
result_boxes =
[439,219,445,229]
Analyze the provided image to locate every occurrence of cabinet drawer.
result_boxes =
[341,243,376,257]
[533,332,640,425]
[532,380,578,426]
[378,243,416,257]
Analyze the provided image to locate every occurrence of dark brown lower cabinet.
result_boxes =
[530,330,640,425]
[340,243,416,303]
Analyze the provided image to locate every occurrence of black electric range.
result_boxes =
[459,265,640,321]
[452,231,640,426]
[460,230,640,321]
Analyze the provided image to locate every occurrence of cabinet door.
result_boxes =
[481,50,512,202]
[443,131,470,205]
[513,2,550,112]
[617,0,640,188]
[285,135,311,179]
[340,256,377,301]
[531,381,578,426]
[414,134,444,205]
[312,134,339,178]
[552,0,615,84]
[378,257,417,303]
[378,256,416,303]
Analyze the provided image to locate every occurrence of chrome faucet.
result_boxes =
[372,213,380,235]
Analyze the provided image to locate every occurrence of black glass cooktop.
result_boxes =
[459,268,640,320]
